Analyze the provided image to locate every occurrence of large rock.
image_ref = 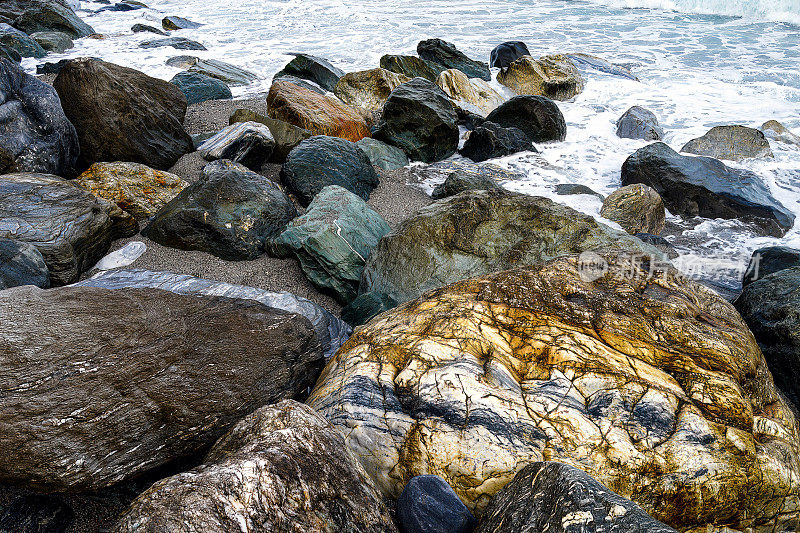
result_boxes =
[274,185,390,304]
[6,0,94,38]
[681,125,773,161]
[0,284,323,492]
[460,121,532,162]
[497,55,585,101]
[356,137,409,171]
[0,238,49,289]
[143,160,297,260]
[131,23,166,35]
[435,68,504,116]
[187,58,258,86]
[0,173,136,285]
[0,58,78,176]
[170,70,232,105]
[417,38,490,81]
[30,30,72,52]
[0,44,21,62]
[360,190,662,304]
[476,463,677,533]
[267,79,370,142]
[198,121,276,171]
[742,246,800,287]
[621,142,794,236]
[489,41,530,70]
[431,169,503,199]
[74,161,189,221]
[113,401,398,533]
[334,67,409,110]
[0,23,45,58]
[309,250,800,532]
[373,77,459,163]
[616,106,664,140]
[600,183,665,235]
[274,53,344,92]
[484,95,566,143]
[53,58,193,170]
[229,108,311,163]
[761,120,800,146]
[380,54,446,82]
[281,135,380,206]
[161,15,202,30]
[139,37,207,50]
[397,475,477,533]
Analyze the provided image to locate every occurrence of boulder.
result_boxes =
[435,68,504,116]
[143,160,297,260]
[476,463,677,533]
[0,58,79,176]
[9,0,94,38]
[131,22,166,35]
[112,401,398,533]
[274,185,390,304]
[431,169,503,199]
[230,108,311,163]
[489,41,530,70]
[341,291,397,327]
[380,54,445,82]
[742,246,800,287]
[460,122,532,162]
[497,55,585,101]
[267,79,371,142]
[274,53,343,92]
[761,120,800,146]
[161,15,202,30]
[484,95,566,143]
[0,44,21,62]
[621,142,794,236]
[681,125,773,160]
[0,495,74,533]
[53,58,193,170]
[30,30,72,52]
[359,190,662,304]
[0,238,49,289]
[169,57,259,86]
[417,38,490,81]
[0,173,136,285]
[272,74,326,94]
[0,284,323,492]
[170,70,232,105]
[75,268,351,359]
[398,475,477,533]
[373,77,459,163]
[566,53,639,81]
[139,37,206,50]
[334,67,409,110]
[74,161,189,221]
[555,183,604,199]
[198,121,276,171]
[0,23,45,58]
[281,135,379,206]
[309,250,800,532]
[600,183,665,235]
[616,106,664,140]
[356,137,409,171]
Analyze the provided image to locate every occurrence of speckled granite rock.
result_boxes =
[600,183,665,235]
[334,67,409,110]
[761,120,800,146]
[497,55,585,101]
[681,125,773,161]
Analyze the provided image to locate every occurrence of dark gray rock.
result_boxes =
[274,53,343,92]
[187,58,258,87]
[170,70,232,105]
[340,290,397,327]
[281,135,380,206]
[379,54,446,82]
[555,183,604,199]
[621,142,794,237]
[0,495,74,533]
[743,246,800,287]
[476,462,677,533]
[616,106,664,140]
[417,38,490,81]
[431,169,503,199]
[139,37,206,50]
[273,73,326,94]
[0,238,49,289]
[484,95,566,143]
[95,2,140,12]
[131,23,165,35]
[30,30,72,52]
[460,121,534,162]
[356,137,409,171]
[161,15,202,30]
[8,0,94,39]
[198,122,275,171]
[490,41,530,70]
[681,125,773,161]
[0,23,45,58]
[634,233,678,259]
[229,108,311,163]
[0,43,22,62]
[397,475,476,533]
[36,57,75,74]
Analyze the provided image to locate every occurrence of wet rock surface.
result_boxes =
[497,54,585,100]
[681,125,773,161]
[170,70,232,105]
[0,238,49,290]
[274,53,344,92]
[356,137,410,171]
[484,95,566,143]
[742,245,800,286]
[490,41,530,70]
[334,67,409,110]
[460,121,533,162]
[380,54,445,82]
[397,475,476,533]
[198,121,276,171]
[229,108,311,163]
[600,183,666,235]
[616,106,664,140]
[417,38,490,81]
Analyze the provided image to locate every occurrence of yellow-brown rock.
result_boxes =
[498,54,585,101]
[436,68,504,116]
[308,250,800,532]
[75,162,188,221]
[267,80,371,143]
[334,68,409,111]
[600,183,666,235]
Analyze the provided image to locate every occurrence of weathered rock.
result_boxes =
[139,37,206,50]
[497,55,585,101]
[113,401,398,533]
[267,79,371,142]
[0,285,323,492]
[273,73,326,94]
[555,183,604,199]
[600,183,665,235]
[431,169,503,199]
[360,190,662,303]
[199,121,275,171]
[404,160,524,190]
[460,122,532,162]
[356,137,409,171]
[484,95,566,143]
[616,106,664,141]
[161,15,202,30]
[0,495,74,533]
[274,185,390,304]
[417,38,490,81]
[476,462,677,533]
[634,233,678,259]
[131,22,165,35]
[436,68,503,116]
[0,58,79,176]
[341,290,397,327]
[143,160,297,260]
[566,53,639,81]
[490,41,530,70]
[398,475,477,533]
[761,120,800,146]
[373,77,459,163]
[74,162,188,221]
[334,67,409,110]
[0,173,136,285]
[30,30,72,52]
[0,23,45,58]
[229,108,311,163]
[75,268,351,359]
[274,53,343,92]
[281,135,380,206]
[54,58,193,170]
[0,43,21,62]
[170,70,232,105]
[0,238,49,289]
[621,142,794,236]
[174,57,259,87]
[742,246,800,287]
[9,0,94,38]
[380,54,445,82]
[681,125,773,161]
[309,250,800,532]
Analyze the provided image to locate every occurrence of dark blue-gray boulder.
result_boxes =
[139,37,206,50]
[340,290,397,327]
[490,41,530,70]
[131,23,166,35]
[356,137,409,171]
[170,70,232,104]
[0,238,49,289]
[0,23,45,58]
[274,53,343,92]
[743,246,800,287]
[616,106,664,140]
[431,169,503,200]
[6,0,95,39]
[417,38,490,81]
[621,142,794,236]
[0,44,21,62]
[484,95,566,143]
[199,122,275,171]
[397,475,476,533]
[0,495,74,533]
[162,15,202,30]
[460,121,533,162]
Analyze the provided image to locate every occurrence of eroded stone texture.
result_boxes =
[380,54,445,82]
[435,68,504,116]
[600,183,665,235]
[497,55,585,101]
[681,125,773,161]
[309,251,800,532]
[229,108,311,163]
[334,67,409,110]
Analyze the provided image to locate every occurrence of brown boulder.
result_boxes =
[334,67,409,110]
[600,183,666,235]
[497,54,585,101]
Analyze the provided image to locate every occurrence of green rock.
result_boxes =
[30,31,72,53]
[379,54,445,82]
[355,138,409,171]
[229,108,311,163]
[274,185,391,304]
[431,169,503,199]
[341,291,397,327]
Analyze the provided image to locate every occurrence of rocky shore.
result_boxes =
[2,1,800,532]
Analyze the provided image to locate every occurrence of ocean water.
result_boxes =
[24,0,800,294]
